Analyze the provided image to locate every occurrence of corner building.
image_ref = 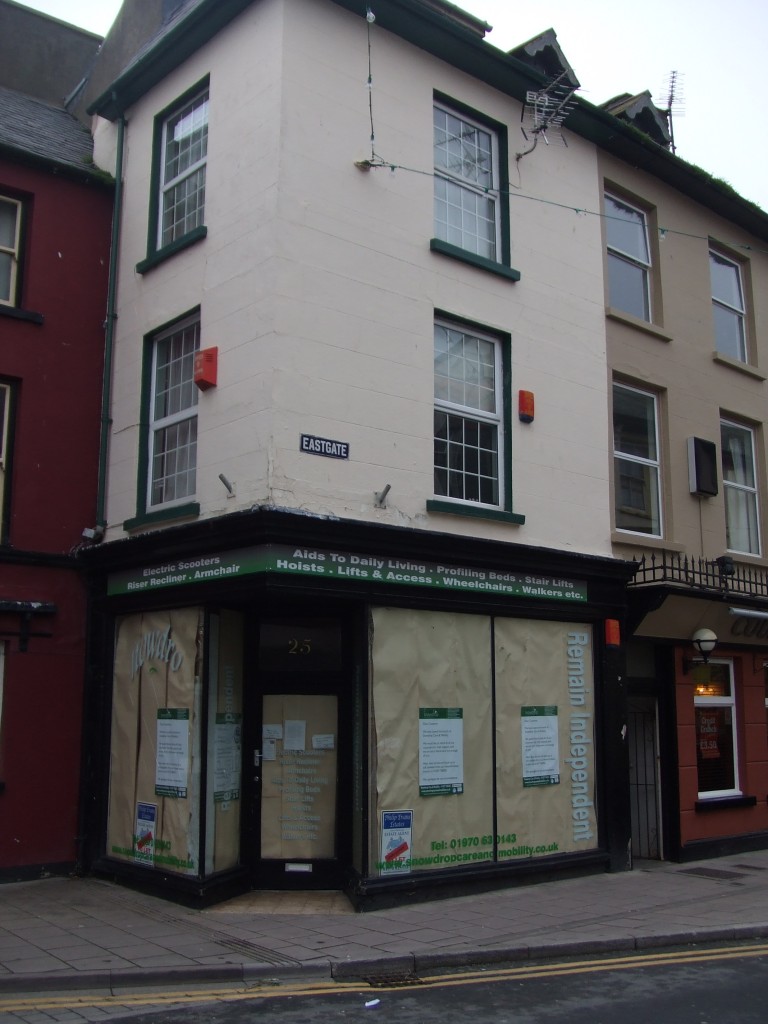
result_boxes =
[80,0,635,906]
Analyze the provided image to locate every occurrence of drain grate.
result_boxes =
[364,974,423,989]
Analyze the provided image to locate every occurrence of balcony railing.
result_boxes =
[630,551,768,599]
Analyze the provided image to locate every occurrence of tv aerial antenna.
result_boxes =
[658,70,684,154]
[517,70,578,161]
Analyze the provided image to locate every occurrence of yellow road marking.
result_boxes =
[2,943,768,1014]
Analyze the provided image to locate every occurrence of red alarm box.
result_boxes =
[194,346,218,390]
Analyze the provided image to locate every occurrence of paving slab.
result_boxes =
[1,850,768,996]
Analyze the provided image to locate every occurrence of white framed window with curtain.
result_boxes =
[433,104,500,261]
[693,660,739,799]
[710,250,747,362]
[148,316,200,509]
[0,196,22,307]
[0,381,11,542]
[612,382,662,536]
[721,418,760,556]
[604,193,652,321]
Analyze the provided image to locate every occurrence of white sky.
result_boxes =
[23,0,768,211]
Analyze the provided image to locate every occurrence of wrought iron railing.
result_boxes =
[630,551,768,599]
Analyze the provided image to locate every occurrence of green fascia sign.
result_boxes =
[108,544,587,602]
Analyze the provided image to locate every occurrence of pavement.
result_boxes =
[2,849,768,1006]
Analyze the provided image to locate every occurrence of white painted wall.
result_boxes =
[96,0,613,556]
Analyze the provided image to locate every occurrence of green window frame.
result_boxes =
[431,94,518,282]
[428,316,523,525]
[126,311,201,531]
[137,79,210,274]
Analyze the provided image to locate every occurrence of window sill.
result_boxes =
[427,499,525,525]
[0,304,44,325]
[606,308,671,342]
[124,502,200,532]
[136,226,207,275]
[695,794,756,812]
[430,238,521,282]
[611,532,685,553]
[712,352,767,381]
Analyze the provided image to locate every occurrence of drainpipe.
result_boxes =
[96,113,126,530]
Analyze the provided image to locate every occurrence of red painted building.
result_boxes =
[0,82,113,879]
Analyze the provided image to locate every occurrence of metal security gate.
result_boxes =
[628,695,662,860]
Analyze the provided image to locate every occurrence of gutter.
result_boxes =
[96,114,126,530]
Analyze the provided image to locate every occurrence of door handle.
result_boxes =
[254,750,261,767]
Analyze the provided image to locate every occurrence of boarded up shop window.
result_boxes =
[206,610,244,874]
[107,609,204,875]
[370,609,596,876]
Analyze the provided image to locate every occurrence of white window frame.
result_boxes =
[433,103,500,261]
[693,659,740,799]
[433,319,503,509]
[612,382,662,537]
[721,418,760,556]
[0,382,10,540]
[158,88,209,250]
[604,192,652,321]
[147,316,200,510]
[0,196,22,307]
[710,249,747,362]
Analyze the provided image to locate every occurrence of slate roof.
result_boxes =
[0,84,98,176]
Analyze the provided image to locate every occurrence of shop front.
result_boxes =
[80,508,635,907]
[627,578,768,865]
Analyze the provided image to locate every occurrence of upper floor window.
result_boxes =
[433,104,499,261]
[612,382,662,536]
[604,193,651,321]
[0,381,12,541]
[0,197,22,307]
[148,316,200,510]
[710,250,746,362]
[721,418,760,555]
[434,320,503,508]
[158,87,209,251]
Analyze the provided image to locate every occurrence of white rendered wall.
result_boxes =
[97,0,613,558]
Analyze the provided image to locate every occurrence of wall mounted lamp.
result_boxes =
[682,627,717,674]
[716,555,736,577]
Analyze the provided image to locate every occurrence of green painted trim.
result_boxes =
[133,307,202,521]
[124,502,201,532]
[136,225,207,274]
[501,332,513,510]
[430,239,521,281]
[433,312,515,516]
[141,77,210,265]
[426,500,525,526]
[87,0,768,238]
[88,2,250,118]
[134,332,154,516]
[433,91,511,267]
[0,305,43,325]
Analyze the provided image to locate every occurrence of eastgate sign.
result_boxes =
[108,545,587,602]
